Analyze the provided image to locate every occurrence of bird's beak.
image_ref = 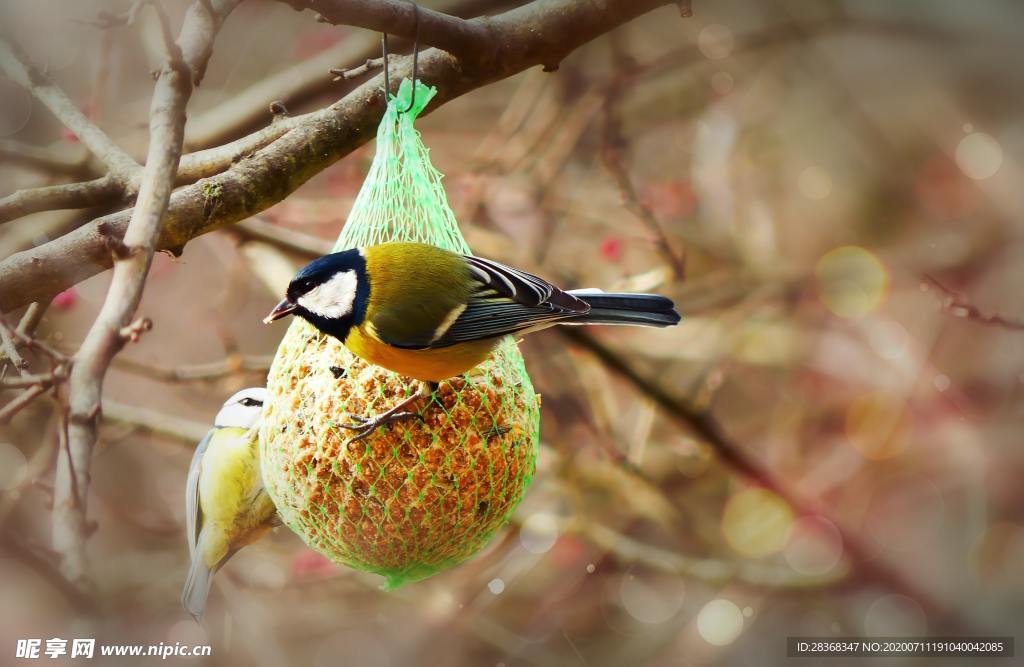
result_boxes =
[263,298,297,324]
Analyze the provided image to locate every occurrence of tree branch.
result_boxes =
[0,176,120,225]
[279,0,493,63]
[924,275,1024,332]
[0,139,89,176]
[51,0,242,591]
[0,0,678,313]
[0,38,141,188]
[111,352,272,382]
[560,328,972,633]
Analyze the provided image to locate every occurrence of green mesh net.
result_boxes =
[260,80,541,589]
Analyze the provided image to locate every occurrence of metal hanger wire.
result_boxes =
[381,1,421,114]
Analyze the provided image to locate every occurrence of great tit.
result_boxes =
[181,387,278,621]
[264,242,680,437]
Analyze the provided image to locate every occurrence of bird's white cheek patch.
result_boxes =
[298,270,358,320]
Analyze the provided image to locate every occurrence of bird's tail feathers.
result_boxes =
[567,289,681,327]
[181,557,215,622]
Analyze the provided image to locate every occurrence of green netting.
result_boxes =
[260,80,541,589]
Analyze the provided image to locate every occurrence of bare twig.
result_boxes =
[185,0,502,148]
[0,536,97,612]
[0,314,28,373]
[924,275,1024,331]
[575,520,846,589]
[52,0,242,591]
[235,216,333,257]
[0,140,89,176]
[111,353,272,382]
[0,385,47,424]
[0,39,141,189]
[0,176,121,225]
[2,369,65,389]
[176,113,309,182]
[560,328,973,632]
[279,0,493,63]
[601,39,686,278]
[0,314,66,363]
[1,0,680,312]
[184,31,378,149]
[330,57,384,81]
[102,399,210,444]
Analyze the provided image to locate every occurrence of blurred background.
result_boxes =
[2,0,1023,665]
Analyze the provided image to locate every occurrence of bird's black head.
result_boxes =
[263,248,370,343]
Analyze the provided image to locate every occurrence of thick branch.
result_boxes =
[0,176,120,225]
[0,0,677,312]
[280,0,493,62]
[0,39,141,188]
[51,0,241,590]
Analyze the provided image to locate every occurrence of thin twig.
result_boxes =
[575,520,846,589]
[560,328,973,633]
[103,399,210,444]
[0,536,97,612]
[2,371,62,389]
[0,385,47,423]
[330,57,384,81]
[924,275,1024,332]
[601,38,686,278]
[0,39,141,189]
[111,353,272,382]
[235,216,333,257]
[0,140,89,176]
[0,314,28,373]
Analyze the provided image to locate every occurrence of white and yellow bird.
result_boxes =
[181,387,277,621]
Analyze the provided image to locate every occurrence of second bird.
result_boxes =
[264,242,681,438]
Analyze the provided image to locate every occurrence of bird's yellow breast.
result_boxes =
[198,428,275,564]
[345,325,498,382]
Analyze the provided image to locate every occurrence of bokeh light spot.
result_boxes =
[844,392,909,461]
[619,564,685,624]
[955,132,1002,180]
[933,374,951,392]
[722,487,794,558]
[699,25,734,60]
[519,512,560,554]
[0,443,28,491]
[711,71,734,95]
[784,516,844,576]
[815,246,889,319]
[488,578,505,594]
[864,594,927,636]
[798,166,833,200]
[697,599,744,646]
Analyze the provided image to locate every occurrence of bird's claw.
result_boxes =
[340,411,424,443]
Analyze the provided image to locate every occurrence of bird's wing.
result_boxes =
[463,255,587,310]
[185,430,213,557]
[428,256,591,346]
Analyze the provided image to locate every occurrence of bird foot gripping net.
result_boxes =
[260,80,541,589]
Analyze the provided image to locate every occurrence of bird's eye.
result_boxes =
[240,398,263,407]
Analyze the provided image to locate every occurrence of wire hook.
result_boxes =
[380,1,420,114]
[401,1,420,114]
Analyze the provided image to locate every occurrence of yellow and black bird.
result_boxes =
[264,242,680,437]
[182,387,277,621]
